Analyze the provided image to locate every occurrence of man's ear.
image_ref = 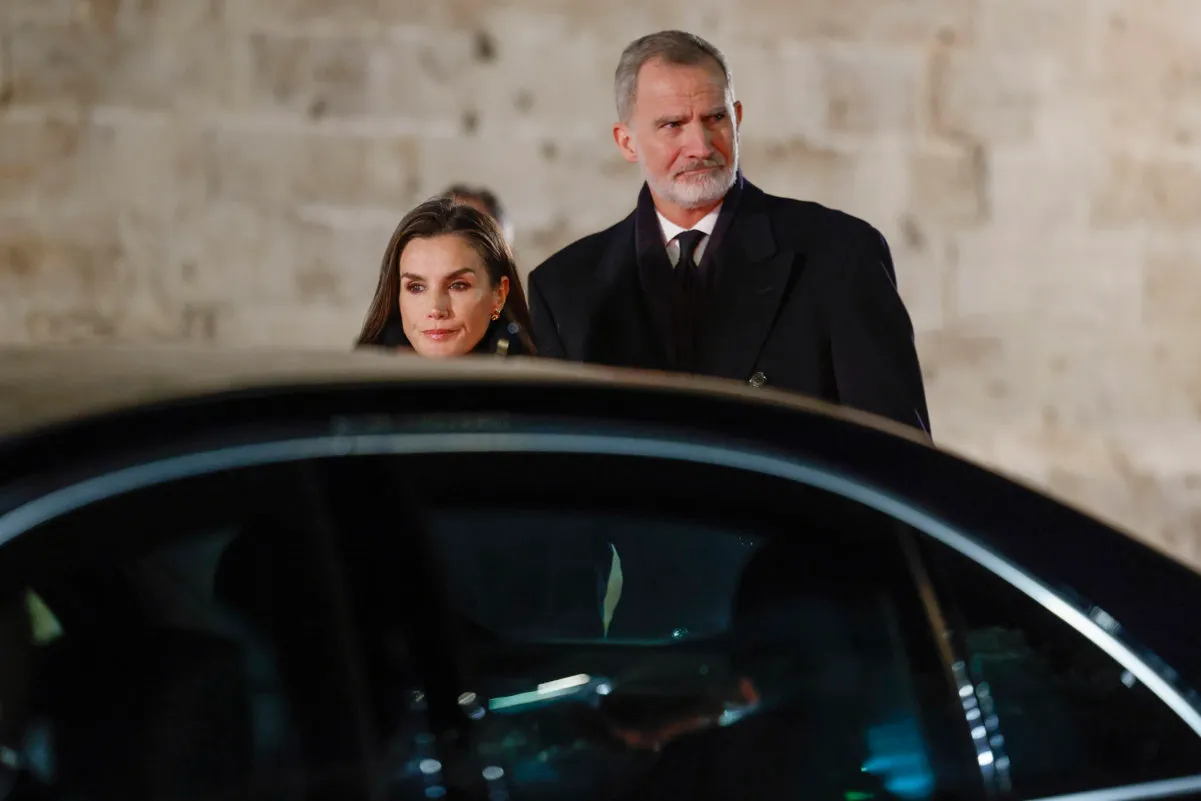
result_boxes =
[734,100,743,129]
[613,122,639,164]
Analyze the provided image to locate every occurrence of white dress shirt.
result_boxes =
[657,205,722,267]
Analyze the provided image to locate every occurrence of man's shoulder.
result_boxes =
[749,184,894,282]
[756,187,883,246]
[529,217,630,286]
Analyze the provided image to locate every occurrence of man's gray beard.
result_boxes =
[642,149,739,211]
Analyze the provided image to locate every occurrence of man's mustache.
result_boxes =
[674,156,727,177]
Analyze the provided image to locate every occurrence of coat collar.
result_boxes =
[586,173,795,379]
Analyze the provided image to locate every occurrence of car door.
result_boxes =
[918,536,1201,801]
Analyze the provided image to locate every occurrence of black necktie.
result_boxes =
[672,230,706,369]
[675,230,705,273]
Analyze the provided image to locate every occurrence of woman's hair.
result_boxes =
[355,196,535,354]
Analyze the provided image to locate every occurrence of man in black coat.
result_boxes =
[527,30,931,435]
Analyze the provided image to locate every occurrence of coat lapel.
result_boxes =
[695,179,796,381]
[632,184,680,367]
[579,210,673,370]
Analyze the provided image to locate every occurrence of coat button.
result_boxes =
[748,371,767,388]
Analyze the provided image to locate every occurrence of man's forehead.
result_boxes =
[635,61,728,106]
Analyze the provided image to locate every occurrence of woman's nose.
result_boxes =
[427,294,450,318]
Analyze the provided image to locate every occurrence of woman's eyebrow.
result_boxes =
[400,267,476,281]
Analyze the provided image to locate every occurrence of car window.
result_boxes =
[426,508,760,642]
[0,445,994,801]
[0,462,397,801]
[382,450,987,801]
[922,538,1201,798]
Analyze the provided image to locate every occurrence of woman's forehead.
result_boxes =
[399,235,484,276]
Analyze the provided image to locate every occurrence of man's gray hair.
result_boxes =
[614,30,735,123]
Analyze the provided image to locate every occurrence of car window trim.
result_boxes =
[1,427,1199,740]
[1028,773,1201,801]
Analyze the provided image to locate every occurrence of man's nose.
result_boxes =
[681,122,713,157]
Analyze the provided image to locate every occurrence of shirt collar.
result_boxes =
[656,204,722,244]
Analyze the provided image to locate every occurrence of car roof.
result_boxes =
[0,344,931,445]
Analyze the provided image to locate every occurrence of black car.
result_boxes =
[0,346,1199,801]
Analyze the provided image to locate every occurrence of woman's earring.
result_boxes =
[491,309,501,321]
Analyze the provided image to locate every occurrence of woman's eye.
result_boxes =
[450,281,471,291]
[404,284,424,294]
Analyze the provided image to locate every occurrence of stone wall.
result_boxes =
[3,0,1201,569]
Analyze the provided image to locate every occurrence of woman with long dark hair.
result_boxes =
[356,197,535,357]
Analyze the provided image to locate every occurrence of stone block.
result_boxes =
[951,229,1146,326]
[0,211,125,306]
[1092,153,1201,228]
[976,0,1095,59]
[739,136,910,233]
[818,43,925,136]
[226,0,479,30]
[539,139,645,235]
[242,30,372,118]
[928,48,1053,146]
[738,137,861,211]
[465,10,612,140]
[167,203,315,307]
[214,304,365,348]
[908,142,988,225]
[161,202,400,313]
[204,122,420,208]
[722,0,976,45]
[415,133,638,248]
[290,205,401,306]
[1088,2,1201,145]
[17,297,226,345]
[556,5,701,51]
[1,109,207,222]
[1142,232,1201,327]
[6,0,83,25]
[922,320,1201,433]
[372,28,478,128]
[728,41,828,141]
[7,8,232,111]
[0,111,86,210]
[891,223,955,334]
[986,145,1107,233]
[7,20,121,106]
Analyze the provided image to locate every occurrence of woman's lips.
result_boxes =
[422,328,459,341]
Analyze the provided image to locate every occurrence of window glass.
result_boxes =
[924,539,1201,798]
[388,451,984,801]
[0,464,388,801]
[0,448,997,801]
